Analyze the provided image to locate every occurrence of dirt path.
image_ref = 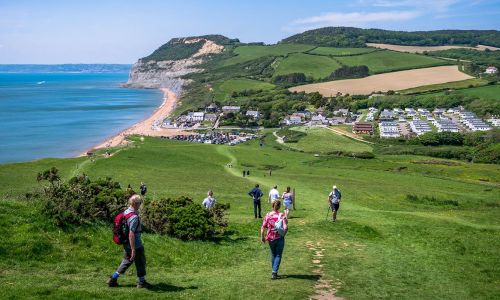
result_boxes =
[307,240,344,300]
[273,131,285,144]
[327,127,374,145]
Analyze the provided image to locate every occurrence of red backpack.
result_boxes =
[113,211,137,245]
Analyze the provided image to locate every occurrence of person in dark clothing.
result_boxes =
[247,170,250,177]
[140,182,147,196]
[243,170,246,177]
[248,184,264,218]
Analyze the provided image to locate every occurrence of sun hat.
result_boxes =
[333,185,337,190]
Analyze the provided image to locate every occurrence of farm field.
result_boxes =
[281,127,373,153]
[400,78,488,94]
[212,78,275,100]
[366,43,478,53]
[454,84,500,100]
[0,135,499,299]
[335,50,449,74]
[274,53,342,79]
[289,66,474,96]
[308,47,377,56]
[223,44,315,66]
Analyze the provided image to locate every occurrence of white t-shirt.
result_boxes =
[269,188,280,202]
[202,196,216,208]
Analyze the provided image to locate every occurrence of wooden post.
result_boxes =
[293,188,296,210]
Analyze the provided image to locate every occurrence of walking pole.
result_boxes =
[293,188,296,210]
[325,205,331,220]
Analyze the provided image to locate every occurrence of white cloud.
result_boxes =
[359,0,459,12]
[287,11,419,32]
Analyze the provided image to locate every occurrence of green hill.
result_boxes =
[1,135,499,299]
[281,27,500,47]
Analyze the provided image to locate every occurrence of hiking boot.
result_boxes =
[271,272,278,280]
[107,277,118,287]
[137,280,153,289]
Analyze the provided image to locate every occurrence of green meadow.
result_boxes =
[0,133,499,299]
[223,44,315,66]
[400,78,488,94]
[274,53,342,79]
[282,127,373,154]
[455,84,500,100]
[212,78,275,100]
[309,47,377,56]
[336,50,449,74]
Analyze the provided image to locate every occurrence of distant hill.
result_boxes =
[0,64,132,73]
[281,27,500,48]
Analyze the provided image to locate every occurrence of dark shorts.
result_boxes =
[331,203,340,212]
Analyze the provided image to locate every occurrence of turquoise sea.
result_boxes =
[0,72,163,164]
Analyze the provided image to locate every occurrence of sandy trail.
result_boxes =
[90,88,188,152]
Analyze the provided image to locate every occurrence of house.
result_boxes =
[334,108,349,116]
[485,66,498,74]
[310,115,326,126]
[285,115,302,125]
[410,120,432,135]
[204,113,218,122]
[435,119,459,133]
[379,109,395,121]
[379,121,400,138]
[245,110,260,120]
[187,112,205,122]
[353,122,373,134]
[433,108,446,116]
[205,103,219,113]
[486,117,500,127]
[222,106,241,113]
[329,117,347,125]
[316,107,326,116]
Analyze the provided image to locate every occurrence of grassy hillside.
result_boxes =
[213,78,275,100]
[281,127,373,153]
[223,44,315,66]
[1,135,499,299]
[400,78,488,94]
[336,50,449,74]
[274,53,342,79]
[456,84,500,100]
[309,47,378,56]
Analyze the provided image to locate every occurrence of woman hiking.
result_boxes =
[260,200,288,280]
[281,186,294,219]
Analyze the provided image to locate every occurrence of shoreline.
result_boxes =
[84,87,188,155]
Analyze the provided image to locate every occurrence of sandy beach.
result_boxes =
[89,88,188,153]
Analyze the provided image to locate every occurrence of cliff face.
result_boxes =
[124,37,226,95]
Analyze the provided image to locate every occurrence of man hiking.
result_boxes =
[202,190,217,209]
[140,182,147,196]
[328,185,342,222]
[268,185,280,204]
[108,195,151,288]
[248,184,264,218]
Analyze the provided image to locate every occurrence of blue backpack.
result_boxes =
[273,213,287,237]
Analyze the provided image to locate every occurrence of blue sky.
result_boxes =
[1,0,499,63]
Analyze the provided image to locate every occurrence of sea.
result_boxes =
[0,68,163,164]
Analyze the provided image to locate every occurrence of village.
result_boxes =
[159,101,497,142]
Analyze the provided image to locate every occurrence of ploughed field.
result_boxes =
[0,133,498,299]
[289,66,474,96]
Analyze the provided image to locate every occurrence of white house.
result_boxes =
[410,120,432,135]
[285,116,302,125]
[485,66,498,74]
[379,121,400,138]
[246,110,260,119]
[222,106,241,113]
[187,112,205,122]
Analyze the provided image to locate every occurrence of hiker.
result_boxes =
[282,186,294,219]
[243,170,246,177]
[328,185,342,222]
[248,184,264,218]
[202,190,217,209]
[268,185,280,204]
[260,200,288,280]
[247,170,250,177]
[108,195,151,288]
[140,182,147,196]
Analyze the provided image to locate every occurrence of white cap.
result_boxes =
[333,185,337,190]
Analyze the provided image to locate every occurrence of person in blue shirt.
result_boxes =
[248,184,264,218]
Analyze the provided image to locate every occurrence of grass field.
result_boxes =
[309,47,378,56]
[212,78,275,100]
[274,53,341,79]
[281,127,373,153]
[400,78,488,94]
[336,50,449,74]
[224,44,316,66]
[0,135,499,299]
[455,84,500,100]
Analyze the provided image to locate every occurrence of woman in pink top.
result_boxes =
[260,200,288,280]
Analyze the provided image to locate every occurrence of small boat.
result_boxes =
[37,81,46,85]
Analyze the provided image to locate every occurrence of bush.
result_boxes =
[142,197,228,240]
[329,65,369,80]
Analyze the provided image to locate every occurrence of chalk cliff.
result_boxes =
[124,35,233,95]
